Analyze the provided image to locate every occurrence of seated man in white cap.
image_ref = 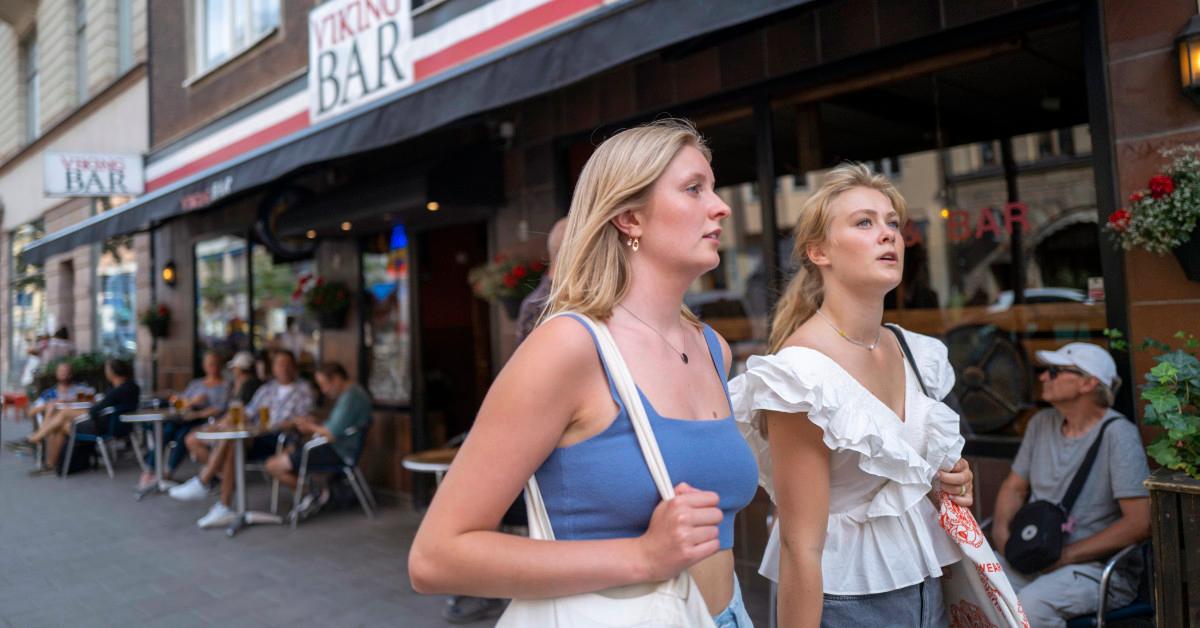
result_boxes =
[991,342,1151,628]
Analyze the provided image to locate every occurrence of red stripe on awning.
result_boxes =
[414,0,603,80]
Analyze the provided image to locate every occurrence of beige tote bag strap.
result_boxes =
[521,313,679,543]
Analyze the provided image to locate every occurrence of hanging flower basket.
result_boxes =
[139,304,171,338]
[467,254,548,320]
[294,275,351,329]
[1106,146,1200,282]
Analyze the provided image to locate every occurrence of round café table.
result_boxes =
[401,447,458,485]
[121,411,176,499]
[196,429,283,537]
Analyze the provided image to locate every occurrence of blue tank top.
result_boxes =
[534,314,759,550]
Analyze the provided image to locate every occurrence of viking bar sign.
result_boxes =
[44,153,144,197]
[308,0,414,123]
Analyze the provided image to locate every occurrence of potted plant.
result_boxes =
[139,304,171,338]
[295,274,351,329]
[1120,329,1200,625]
[1106,145,1200,281]
[467,254,548,319]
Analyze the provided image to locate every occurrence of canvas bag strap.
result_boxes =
[521,313,677,542]
[1060,417,1119,513]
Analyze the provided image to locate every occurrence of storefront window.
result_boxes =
[195,235,250,358]
[9,221,46,387]
[251,245,317,368]
[363,224,412,405]
[95,235,137,356]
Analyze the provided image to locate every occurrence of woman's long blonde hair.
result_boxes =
[546,119,710,323]
[768,162,908,352]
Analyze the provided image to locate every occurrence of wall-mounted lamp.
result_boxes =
[161,261,177,287]
[426,201,440,212]
[341,221,352,231]
[1178,14,1200,106]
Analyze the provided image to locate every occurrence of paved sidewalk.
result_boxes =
[0,417,451,628]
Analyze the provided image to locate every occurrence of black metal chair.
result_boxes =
[288,418,376,527]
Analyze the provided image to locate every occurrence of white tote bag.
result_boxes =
[937,492,1029,628]
[496,313,716,628]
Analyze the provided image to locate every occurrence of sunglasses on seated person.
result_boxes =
[1041,365,1088,379]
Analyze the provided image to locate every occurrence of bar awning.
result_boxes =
[22,0,812,264]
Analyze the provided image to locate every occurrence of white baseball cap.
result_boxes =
[1035,342,1120,390]
[227,351,255,371]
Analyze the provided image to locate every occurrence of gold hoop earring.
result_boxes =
[631,237,640,252]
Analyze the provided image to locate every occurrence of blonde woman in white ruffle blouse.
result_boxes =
[730,163,975,628]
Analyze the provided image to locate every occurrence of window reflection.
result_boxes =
[96,235,137,356]
[195,235,250,358]
[363,224,412,404]
[251,246,317,367]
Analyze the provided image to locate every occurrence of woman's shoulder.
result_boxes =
[887,324,956,397]
[512,313,606,374]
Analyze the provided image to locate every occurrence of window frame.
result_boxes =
[188,0,280,84]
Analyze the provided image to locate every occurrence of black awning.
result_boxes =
[22,0,813,264]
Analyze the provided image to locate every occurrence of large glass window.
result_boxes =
[117,0,133,72]
[251,245,317,368]
[9,222,47,388]
[363,224,412,405]
[195,236,250,358]
[96,235,137,357]
[194,0,279,73]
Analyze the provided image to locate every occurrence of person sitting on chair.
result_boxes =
[266,361,370,519]
[991,343,1151,628]
[23,359,139,475]
[170,349,314,529]
[138,351,232,490]
[5,362,90,453]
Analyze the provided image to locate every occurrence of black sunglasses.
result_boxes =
[1043,365,1087,379]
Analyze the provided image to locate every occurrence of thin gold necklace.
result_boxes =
[617,304,690,364]
[815,309,881,351]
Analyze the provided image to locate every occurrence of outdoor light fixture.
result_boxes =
[426,201,440,212]
[161,261,177,287]
[1178,14,1200,106]
[341,221,352,231]
[306,230,317,239]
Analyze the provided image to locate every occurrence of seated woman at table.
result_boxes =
[138,351,231,490]
[265,361,371,519]
[24,358,140,475]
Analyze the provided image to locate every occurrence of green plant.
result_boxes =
[33,352,117,395]
[1141,331,1200,478]
[1107,145,1200,254]
[468,254,547,302]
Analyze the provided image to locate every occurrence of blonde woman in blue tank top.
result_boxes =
[410,119,759,626]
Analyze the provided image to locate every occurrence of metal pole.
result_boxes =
[999,137,1024,304]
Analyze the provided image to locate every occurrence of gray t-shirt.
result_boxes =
[1012,408,1150,545]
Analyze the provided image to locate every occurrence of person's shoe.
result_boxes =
[5,438,34,452]
[27,466,56,477]
[197,502,237,529]
[168,476,210,501]
[296,487,331,520]
[136,473,157,492]
[441,596,507,624]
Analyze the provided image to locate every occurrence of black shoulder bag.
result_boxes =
[1003,417,1118,574]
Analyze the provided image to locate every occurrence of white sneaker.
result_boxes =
[197,502,237,529]
[168,476,210,501]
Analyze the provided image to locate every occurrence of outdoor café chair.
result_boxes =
[289,418,376,527]
[61,407,146,479]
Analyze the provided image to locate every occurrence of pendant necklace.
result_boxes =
[618,304,689,364]
[815,308,881,351]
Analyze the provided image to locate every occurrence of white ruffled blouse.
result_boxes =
[729,327,965,595]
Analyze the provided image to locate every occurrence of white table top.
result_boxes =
[57,401,94,410]
[196,430,252,441]
[120,412,167,423]
[401,460,453,473]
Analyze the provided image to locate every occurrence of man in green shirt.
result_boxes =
[266,361,371,517]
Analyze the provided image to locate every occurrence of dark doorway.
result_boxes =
[416,221,493,450]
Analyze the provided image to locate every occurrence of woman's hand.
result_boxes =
[636,483,722,581]
[939,458,974,508]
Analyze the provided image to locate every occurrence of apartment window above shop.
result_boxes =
[75,0,87,103]
[22,36,38,143]
[193,0,279,75]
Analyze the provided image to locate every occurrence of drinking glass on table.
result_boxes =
[258,406,270,430]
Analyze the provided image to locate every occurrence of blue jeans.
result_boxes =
[821,577,946,628]
[713,574,754,628]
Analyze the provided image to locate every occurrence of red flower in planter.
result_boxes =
[1129,191,1143,203]
[1108,208,1131,232]
[1149,175,1175,199]
[157,305,168,316]
[503,275,518,289]
[512,265,527,279]
[531,261,547,273]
